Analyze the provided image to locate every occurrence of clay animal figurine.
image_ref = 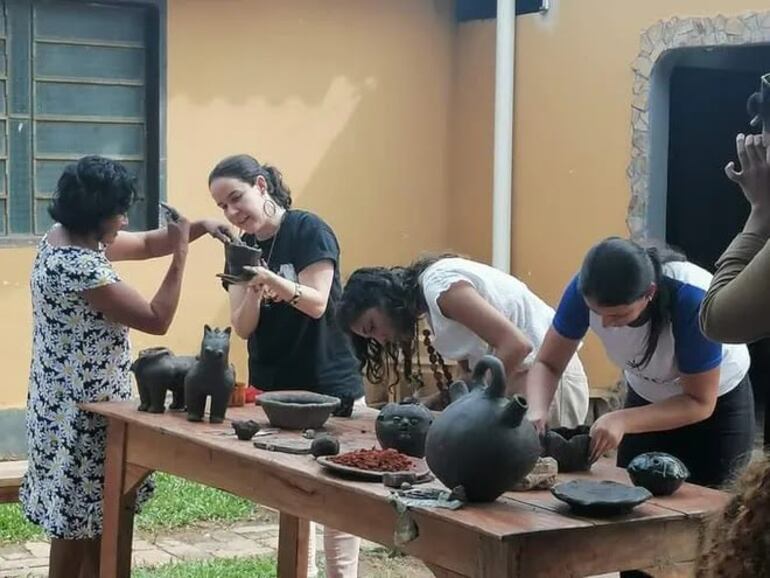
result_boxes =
[375,399,434,458]
[542,425,592,472]
[131,347,196,413]
[627,452,690,496]
[185,326,236,423]
[231,419,260,441]
[424,355,541,502]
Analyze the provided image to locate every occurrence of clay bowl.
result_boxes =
[225,242,262,277]
[542,425,592,472]
[258,391,341,430]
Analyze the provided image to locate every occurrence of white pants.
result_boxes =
[307,524,361,578]
[307,396,366,578]
[508,353,589,428]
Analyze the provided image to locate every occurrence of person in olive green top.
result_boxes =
[699,131,770,343]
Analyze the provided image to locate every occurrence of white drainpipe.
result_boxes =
[492,0,515,272]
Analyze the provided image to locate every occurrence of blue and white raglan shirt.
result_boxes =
[552,261,750,403]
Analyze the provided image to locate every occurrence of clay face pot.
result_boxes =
[542,426,592,473]
[424,355,541,502]
[627,452,690,496]
[225,242,262,277]
[232,419,260,441]
[375,400,434,458]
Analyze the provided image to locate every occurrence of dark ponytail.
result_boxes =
[579,237,685,369]
[208,154,292,209]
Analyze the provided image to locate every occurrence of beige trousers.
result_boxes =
[307,524,361,578]
[307,397,366,578]
[508,353,590,428]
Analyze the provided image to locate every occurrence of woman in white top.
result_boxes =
[526,237,753,487]
[338,255,589,427]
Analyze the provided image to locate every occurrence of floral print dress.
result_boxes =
[20,236,151,539]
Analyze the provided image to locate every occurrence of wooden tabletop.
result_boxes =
[83,400,728,542]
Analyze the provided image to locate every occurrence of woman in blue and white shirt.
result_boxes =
[526,237,753,487]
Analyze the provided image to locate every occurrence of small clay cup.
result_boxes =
[225,243,262,277]
[232,419,261,441]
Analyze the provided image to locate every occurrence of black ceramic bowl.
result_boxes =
[259,391,341,430]
[542,425,592,472]
[627,452,690,496]
[225,243,262,277]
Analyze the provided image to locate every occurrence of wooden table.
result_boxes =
[85,401,728,578]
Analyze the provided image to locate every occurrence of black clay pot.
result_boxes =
[627,452,690,496]
[542,426,592,473]
[375,400,434,458]
[225,242,262,277]
[424,355,541,502]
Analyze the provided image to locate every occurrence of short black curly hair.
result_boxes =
[48,155,136,236]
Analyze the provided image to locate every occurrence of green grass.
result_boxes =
[0,473,265,543]
[0,503,44,542]
[136,472,261,533]
[135,556,276,578]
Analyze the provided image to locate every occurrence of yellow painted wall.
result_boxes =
[450,1,770,390]
[0,0,456,408]
[5,0,767,408]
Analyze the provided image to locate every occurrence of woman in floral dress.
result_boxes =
[21,155,231,578]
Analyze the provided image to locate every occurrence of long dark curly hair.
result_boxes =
[337,254,456,389]
[697,455,770,577]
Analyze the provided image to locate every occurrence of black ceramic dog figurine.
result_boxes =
[185,326,236,424]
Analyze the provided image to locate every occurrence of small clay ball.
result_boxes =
[310,435,340,457]
[303,429,317,440]
[400,482,412,491]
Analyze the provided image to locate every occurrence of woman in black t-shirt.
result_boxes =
[208,154,362,578]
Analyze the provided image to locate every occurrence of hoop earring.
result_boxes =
[263,198,277,218]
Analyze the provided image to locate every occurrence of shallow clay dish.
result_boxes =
[551,480,652,517]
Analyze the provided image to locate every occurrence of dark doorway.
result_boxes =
[664,48,770,446]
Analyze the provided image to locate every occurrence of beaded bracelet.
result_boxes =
[289,282,302,306]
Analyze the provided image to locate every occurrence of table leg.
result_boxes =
[476,535,518,577]
[277,512,310,578]
[100,420,135,578]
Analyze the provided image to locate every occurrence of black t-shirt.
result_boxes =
[223,210,363,401]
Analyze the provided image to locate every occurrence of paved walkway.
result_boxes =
[0,517,620,577]
[0,520,435,577]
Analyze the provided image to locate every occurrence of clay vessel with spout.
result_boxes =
[424,354,540,502]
